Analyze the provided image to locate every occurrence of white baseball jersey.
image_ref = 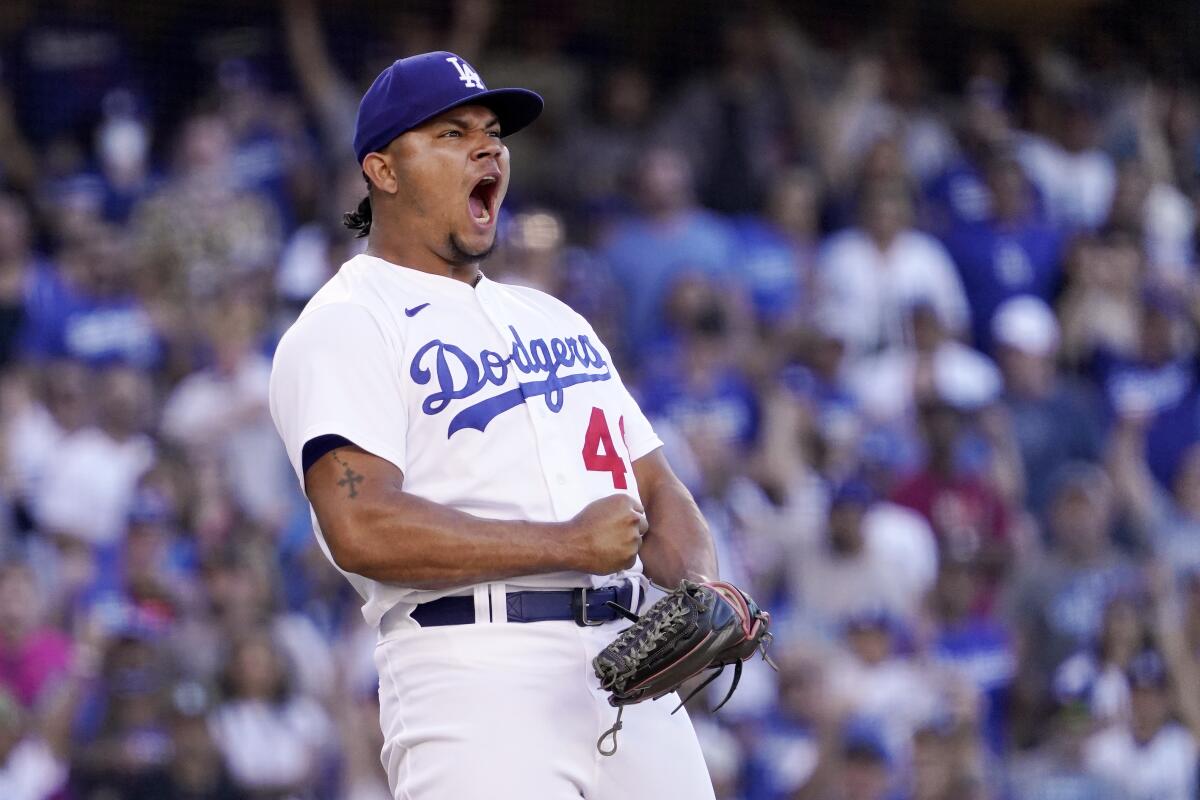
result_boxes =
[268,253,660,627]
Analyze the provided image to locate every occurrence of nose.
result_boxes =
[472,134,502,162]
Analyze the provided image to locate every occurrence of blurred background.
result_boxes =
[0,0,1199,798]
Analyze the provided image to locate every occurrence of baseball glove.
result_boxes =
[592,579,774,755]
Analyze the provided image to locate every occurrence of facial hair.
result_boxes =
[445,232,495,266]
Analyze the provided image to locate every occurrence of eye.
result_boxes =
[440,130,462,138]
[487,130,501,138]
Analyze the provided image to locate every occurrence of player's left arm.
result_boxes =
[632,447,718,587]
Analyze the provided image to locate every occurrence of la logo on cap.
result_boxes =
[446,56,485,90]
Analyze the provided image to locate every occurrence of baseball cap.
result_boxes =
[991,295,1060,355]
[1127,649,1169,690]
[353,51,544,165]
[127,486,171,527]
[841,606,897,635]
[830,477,875,508]
[841,718,891,764]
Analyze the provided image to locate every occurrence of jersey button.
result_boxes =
[555,474,567,485]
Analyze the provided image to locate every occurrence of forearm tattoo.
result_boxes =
[332,451,364,499]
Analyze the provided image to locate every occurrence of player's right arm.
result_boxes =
[304,443,644,586]
[270,301,643,588]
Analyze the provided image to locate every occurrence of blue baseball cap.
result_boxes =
[353,51,544,165]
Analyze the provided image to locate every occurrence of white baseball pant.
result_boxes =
[374,601,717,799]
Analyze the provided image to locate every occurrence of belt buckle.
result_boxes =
[573,587,604,627]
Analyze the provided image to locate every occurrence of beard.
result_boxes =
[445,232,495,267]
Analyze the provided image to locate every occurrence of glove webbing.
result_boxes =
[595,599,776,755]
[594,597,694,693]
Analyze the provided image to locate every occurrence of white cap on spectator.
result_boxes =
[991,295,1059,355]
[934,344,1002,409]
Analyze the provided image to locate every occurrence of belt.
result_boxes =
[411,582,635,627]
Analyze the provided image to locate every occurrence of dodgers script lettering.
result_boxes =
[410,325,611,436]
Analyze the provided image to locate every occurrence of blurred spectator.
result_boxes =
[640,275,758,449]
[922,74,1018,235]
[1005,701,1123,799]
[91,95,158,224]
[45,90,159,227]
[130,113,281,311]
[823,721,896,800]
[1058,231,1146,367]
[71,627,174,796]
[940,152,1064,353]
[0,684,73,800]
[161,297,292,531]
[1082,650,1199,800]
[908,713,988,800]
[825,610,946,758]
[0,195,46,369]
[33,365,154,548]
[1,361,91,535]
[657,12,801,214]
[600,146,736,351]
[821,47,956,196]
[792,480,937,634]
[1009,463,1142,717]
[735,167,822,329]
[275,165,365,309]
[1105,158,1195,281]
[21,228,162,369]
[816,178,969,356]
[114,484,195,621]
[126,701,247,800]
[1094,289,1194,421]
[193,549,336,701]
[741,649,824,799]
[891,399,1014,612]
[930,554,1015,756]
[207,635,335,796]
[9,1,134,145]
[215,59,314,231]
[1017,89,1116,231]
[1053,593,1146,725]
[0,80,37,194]
[280,0,364,160]
[1097,290,1200,492]
[0,561,71,710]
[561,64,654,218]
[991,296,1103,512]
[1109,410,1200,575]
[33,364,154,546]
[847,301,1001,440]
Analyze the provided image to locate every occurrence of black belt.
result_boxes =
[411,582,635,627]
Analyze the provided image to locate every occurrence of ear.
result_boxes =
[362,151,399,195]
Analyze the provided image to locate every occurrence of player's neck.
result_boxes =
[365,235,481,286]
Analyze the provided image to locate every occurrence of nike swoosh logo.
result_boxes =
[405,303,431,317]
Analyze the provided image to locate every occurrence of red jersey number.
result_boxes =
[581,407,628,489]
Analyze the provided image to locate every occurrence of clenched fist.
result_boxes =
[560,494,648,575]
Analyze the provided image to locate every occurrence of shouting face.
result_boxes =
[376,104,509,266]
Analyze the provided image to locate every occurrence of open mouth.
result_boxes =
[468,176,499,226]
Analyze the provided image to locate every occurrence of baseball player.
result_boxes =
[269,51,720,798]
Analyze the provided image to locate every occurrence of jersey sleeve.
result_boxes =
[269,303,408,486]
[617,380,662,462]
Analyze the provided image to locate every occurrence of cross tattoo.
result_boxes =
[338,467,364,498]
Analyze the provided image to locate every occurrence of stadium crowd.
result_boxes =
[0,0,1199,798]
